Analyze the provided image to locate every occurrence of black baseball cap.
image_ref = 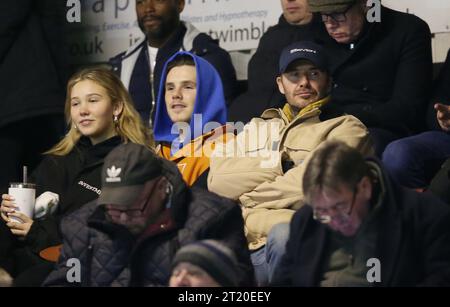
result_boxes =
[279,41,329,74]
[98,143,164,207]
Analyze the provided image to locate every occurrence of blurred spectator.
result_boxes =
[110,0,237,125]
[383,49,450,191]
[308,0,433,155]
[0,0,69,194]
[170,240,239,287]
[273,141,450,286]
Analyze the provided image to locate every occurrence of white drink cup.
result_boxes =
[8,183,36,223]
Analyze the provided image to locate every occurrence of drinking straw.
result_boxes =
[23,166,27,184]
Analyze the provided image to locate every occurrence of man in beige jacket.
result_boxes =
[208,41,373,285]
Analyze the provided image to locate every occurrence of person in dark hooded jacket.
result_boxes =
[272,141,450,287]
[154,51,228,188]
[43,143,254,287]
[307,0,433,156]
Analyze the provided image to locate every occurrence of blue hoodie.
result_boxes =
[153,51,227,154]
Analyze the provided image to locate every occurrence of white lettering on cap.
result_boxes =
[290,48,317,54]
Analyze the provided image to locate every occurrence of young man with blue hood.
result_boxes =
[153,51,227,188]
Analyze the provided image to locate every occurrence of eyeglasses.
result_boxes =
[105,182,158,219]
[312,187,358,224]
[321,2,355,23]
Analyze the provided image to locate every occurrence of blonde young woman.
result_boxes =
[0,67,153,286]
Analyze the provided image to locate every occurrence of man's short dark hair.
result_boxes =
[166,54,195,74]
[302,141,371,204]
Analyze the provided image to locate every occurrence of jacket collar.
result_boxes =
[182,22,202,51]
[277,13,321,30]
[261,95,331,124]
[75,136,122,168]
[156,22,187,60]
[278,14,290,27]
[296,207,330,286]
[366,158,403,286]
[282,96,331,122]
[119,37,148,89]
[137,208,177,243]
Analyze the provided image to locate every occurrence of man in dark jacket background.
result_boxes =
[272,141,450,287]
[0,0,68,194]
[110,0,237,125]
[382,49,450,197]
[229,0,319,123]
[308,0,433,156]
[44,143,254,286]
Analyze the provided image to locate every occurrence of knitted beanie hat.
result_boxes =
[172,240,239,287]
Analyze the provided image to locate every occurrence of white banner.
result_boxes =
[181,0,281,51]
[67,0,144,65]
[383,0,450,34]
[67,0,450,65]
[67,0,281,65]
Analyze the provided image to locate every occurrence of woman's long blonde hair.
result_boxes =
[46,67,154,155]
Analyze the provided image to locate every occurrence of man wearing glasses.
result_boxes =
[208,41,373,286]
[43,143,254,286]
[308,0,433,157]
[273,140,450,286]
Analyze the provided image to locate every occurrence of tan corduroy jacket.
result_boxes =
[208,104,374,250]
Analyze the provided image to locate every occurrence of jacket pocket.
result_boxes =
[282,130,319,166]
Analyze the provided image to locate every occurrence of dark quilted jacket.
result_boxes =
[43,186,254,286]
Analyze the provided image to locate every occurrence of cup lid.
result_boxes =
[9,183,36,189]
